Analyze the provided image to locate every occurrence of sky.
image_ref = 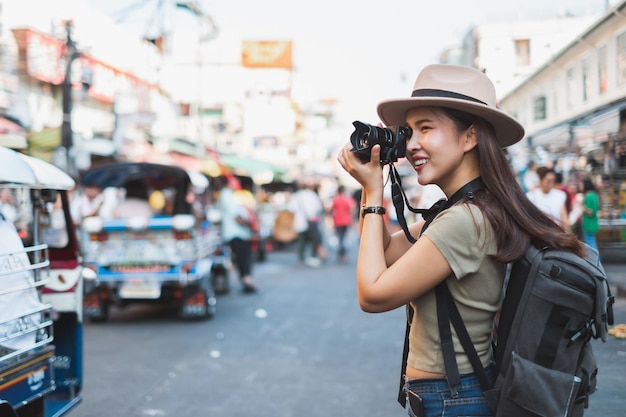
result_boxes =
[80,0,610,124]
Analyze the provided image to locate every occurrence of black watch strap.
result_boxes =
[361,206,386,218]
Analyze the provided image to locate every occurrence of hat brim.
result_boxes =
[377,97,525,148]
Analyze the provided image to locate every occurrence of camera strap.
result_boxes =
[389,164,445,244]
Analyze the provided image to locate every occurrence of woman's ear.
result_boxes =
[463,125,479,152]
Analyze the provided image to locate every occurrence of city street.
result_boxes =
[80,242,626,417]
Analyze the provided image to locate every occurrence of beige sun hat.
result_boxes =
[377,64,525,147]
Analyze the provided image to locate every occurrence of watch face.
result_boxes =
[362,206,385,218]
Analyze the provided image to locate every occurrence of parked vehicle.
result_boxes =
[79,162,218,321]
[0,147,84,417]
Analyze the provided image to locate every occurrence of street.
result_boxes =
[80,244,626,417]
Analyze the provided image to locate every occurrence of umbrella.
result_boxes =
[0,146,75,190]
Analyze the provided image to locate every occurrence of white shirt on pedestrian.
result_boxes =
[527,188,567,224]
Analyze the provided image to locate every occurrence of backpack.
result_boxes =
[437,243,615,417]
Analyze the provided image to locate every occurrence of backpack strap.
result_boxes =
[437,284,493,393]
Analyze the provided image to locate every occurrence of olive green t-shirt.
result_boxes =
[408,204,505,374]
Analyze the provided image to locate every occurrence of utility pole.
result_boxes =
[61,20,80,176]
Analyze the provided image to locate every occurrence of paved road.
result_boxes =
[79,244,626,417]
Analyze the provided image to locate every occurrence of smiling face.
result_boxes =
[404,107,479,196]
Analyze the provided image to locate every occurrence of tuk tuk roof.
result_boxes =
[81,162,192,191]
[0,146,75,190]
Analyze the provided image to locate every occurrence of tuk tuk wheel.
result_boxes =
[84,289,110,322]
[211,267,230,295]
[179,283,216,320]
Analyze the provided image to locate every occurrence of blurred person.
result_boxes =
[330,185,356,262]
[567,181,584,239]
[217,177,258,293]
[112,179,154,218]
[256,190,276,262]
[581,177,600,251]
[526,166,569,230]
[289,182,327,267]
[0,188,18,224]
[337,64,584,416]
[521,160,540,192]
[70,184,104,225]
[555,171,572,215]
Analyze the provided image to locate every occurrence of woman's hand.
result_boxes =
[337,143,384,197]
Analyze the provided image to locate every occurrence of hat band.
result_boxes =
[411,89,487,106]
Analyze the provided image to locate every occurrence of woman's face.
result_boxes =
[404,107,474,193]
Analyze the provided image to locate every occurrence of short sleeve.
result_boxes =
[422,204,496,280]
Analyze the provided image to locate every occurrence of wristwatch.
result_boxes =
[361,206,386,218]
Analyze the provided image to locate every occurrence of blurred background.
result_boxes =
[0,0,625,247]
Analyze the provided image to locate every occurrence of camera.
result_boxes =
[349,121,412,164]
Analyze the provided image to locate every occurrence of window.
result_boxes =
[582,56,592,102]
[515,39,530,66]
[566,67,577,108]
[534,96,547,121]
[618,31,626,86]
[598,45,608,94]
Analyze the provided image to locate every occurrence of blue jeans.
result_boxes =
[583,233,598,251]
[404,366,494,417]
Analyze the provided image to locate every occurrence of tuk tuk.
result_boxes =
[79,162,218,321]
[0,147,84,417]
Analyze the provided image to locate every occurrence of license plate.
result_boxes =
[119,281,161,299]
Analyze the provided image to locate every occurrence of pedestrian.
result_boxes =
[521,160,539,192]
[289,182,327,267]
[526,166,570,231]
[217,177,258,293]
[330,185,356,262]
[70,184,104,225]
[581,177,600,251]
[337,64,584,416]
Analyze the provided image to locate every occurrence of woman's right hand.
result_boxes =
[337,143,384,199]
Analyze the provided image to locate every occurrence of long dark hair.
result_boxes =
[439,108,584,261]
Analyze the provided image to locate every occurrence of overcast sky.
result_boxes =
[83,0,612,123]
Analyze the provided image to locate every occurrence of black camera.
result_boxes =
[349,121,412,164]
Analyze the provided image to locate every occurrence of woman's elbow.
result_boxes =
[357,292,391,313]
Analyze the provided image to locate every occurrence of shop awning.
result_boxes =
[28,126,61,150]
[0,116,25,134]
[219,153,285,184]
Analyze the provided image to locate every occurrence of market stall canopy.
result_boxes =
[0,116,27,149]
[0,133,27,149]
[219,153,285,184]
[0,146,75,190]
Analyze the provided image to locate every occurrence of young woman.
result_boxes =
[337,64,584,417]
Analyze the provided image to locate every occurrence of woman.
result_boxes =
[337,64,584,417]
[581,177,600,251]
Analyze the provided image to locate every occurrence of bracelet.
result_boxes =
[361,206,386,218]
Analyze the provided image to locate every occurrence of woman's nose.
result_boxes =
[406,132,421,151]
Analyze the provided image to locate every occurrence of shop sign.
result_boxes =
[13,28,155,107]
[242,40,293,69]
[16,29,66,85]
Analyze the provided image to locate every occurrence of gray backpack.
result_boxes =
[437,243,615,417]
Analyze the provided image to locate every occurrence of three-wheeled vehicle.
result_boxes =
[79,162,218,321]
[0,147,85,417]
